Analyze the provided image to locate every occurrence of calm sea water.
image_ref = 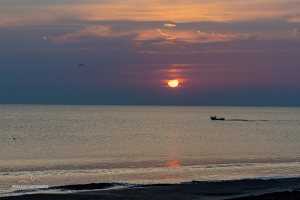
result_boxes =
[1,105,300,196]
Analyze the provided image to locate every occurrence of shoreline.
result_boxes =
[2,178,300,200]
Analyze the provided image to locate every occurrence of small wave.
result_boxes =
[181,175,300,184]
[191,163,257,169]
[50,175,300,191]
[52,182,123,191]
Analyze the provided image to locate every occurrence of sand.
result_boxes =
[2,178,300,200]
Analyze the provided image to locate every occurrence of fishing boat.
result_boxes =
[210,116,225,120]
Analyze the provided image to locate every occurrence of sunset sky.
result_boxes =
[1,0,300,106]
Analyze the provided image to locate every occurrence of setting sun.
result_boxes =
[168,80,179,87]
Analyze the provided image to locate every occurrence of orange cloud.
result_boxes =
[43,26,180,44]
[43,25,260,48]
[292,28,300,37]
[163,23,177,27]
[157,29,177,40]
[197,30,258,42]
[1,0,300,27]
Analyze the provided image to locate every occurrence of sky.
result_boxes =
[1,0,300,106]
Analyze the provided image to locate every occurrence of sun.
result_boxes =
[168,80,179,87]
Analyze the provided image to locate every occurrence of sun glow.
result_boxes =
[168,80,179,87]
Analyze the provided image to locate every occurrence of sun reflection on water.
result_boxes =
[165,133,182,180]
[166,160,181,167]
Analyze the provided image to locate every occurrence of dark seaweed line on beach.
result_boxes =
[227,190,300,200]
[11,175,300,193]
[49,176,300,192]
[1,178,300,200]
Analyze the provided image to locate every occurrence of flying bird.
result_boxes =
[78,64,86,67]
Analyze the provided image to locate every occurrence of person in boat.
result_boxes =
[211,116,225,120]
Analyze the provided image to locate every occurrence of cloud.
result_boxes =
[43,25,259,47]
[157,29,177,39]
[292,28,300,37]
[43,26,180,45]
[163,23,177,27]
[197,30,258,42]
[2,0,300,28]
[43,26,122,44]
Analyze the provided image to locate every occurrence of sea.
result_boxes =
[0,105,300,197]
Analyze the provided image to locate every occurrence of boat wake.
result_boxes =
[226,119,270,122]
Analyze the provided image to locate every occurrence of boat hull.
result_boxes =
[211,116,225,120]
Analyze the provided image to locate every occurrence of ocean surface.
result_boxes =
[1,105,300,197]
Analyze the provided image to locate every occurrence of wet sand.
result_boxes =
[2,178,300,200]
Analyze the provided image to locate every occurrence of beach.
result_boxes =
[2,178,300,200]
